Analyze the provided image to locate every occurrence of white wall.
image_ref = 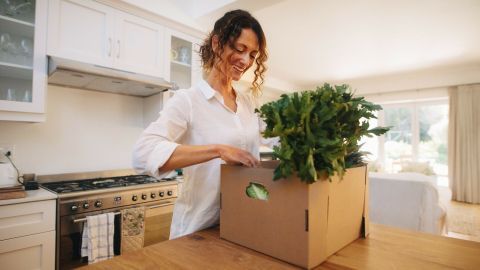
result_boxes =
[341,63,480,95]
[360,87,448,104]
[0,85,145,175]
[119,0,203,31]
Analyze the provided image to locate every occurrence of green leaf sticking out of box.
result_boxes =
[246,182,269,201]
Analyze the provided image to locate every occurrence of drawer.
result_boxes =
[0,230,55,270]
[0,200,55,241]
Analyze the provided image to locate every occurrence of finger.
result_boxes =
[243,159,252,167]
[244,153,259,167]
[238,155,252,167]
[251,156,260,167]
[245,155,258,168]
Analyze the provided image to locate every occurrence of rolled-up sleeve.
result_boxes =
[132,91,190,178]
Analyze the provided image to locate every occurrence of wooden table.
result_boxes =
[80,224,480,270]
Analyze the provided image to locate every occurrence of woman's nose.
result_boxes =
[239,52,250,65]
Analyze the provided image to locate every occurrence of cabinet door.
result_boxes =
[162,29,203,105]
[0,200,55,241]
[0,0,47,121]
[47,0,115,67]
[0,230,55,270]
[114,11,164,77]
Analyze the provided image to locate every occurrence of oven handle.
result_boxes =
[72,212,121,224]
[71,200,175,223]
[148,200,175,209]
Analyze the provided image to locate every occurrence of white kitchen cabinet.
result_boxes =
[166,29,202,90]
[48,0,165,78]
[114,11,165,77]
[47,0,114,67]
[0,0,48,122]
[0,197,56,270]
[143,29,203,127]
[0,231,55,270]
[161,29,203,105]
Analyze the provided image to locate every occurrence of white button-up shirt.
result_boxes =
[132,79,276,239]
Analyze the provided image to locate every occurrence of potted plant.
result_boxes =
[220,84,389,269]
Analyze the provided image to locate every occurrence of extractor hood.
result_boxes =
[47,56,175,97]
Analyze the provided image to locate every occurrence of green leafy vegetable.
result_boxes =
[246,182,269,201]
[256,83,389,184]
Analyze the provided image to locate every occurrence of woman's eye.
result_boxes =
[235,47,244,53]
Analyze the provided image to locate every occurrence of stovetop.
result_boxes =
[41,175,173,194]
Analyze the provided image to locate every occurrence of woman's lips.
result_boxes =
[233,66,244,73]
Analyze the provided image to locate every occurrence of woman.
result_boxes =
[132,9,272,239]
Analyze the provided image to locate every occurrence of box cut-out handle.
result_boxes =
[245,182,269,201]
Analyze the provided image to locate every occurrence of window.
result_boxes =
[362,100,449,186]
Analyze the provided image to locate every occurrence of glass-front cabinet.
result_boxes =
[142,29,203,127]
[163,29,202,104]
[0,0,47,122]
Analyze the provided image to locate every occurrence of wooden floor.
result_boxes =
[439,187,480,242]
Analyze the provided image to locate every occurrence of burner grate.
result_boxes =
[41,175,172,194]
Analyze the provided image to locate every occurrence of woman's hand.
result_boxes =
[216,144,260,167]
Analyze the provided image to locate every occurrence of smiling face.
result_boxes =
[213,28,259,81]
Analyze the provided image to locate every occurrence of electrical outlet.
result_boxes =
[0,144,15,162]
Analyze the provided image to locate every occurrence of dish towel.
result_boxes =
[121,206,145,254]
[81,213,115,264]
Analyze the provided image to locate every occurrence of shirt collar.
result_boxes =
[197,79,240,101]
[198,79,216,100]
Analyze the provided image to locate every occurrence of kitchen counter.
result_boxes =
[0,187,57,206]
[79,223,480,270]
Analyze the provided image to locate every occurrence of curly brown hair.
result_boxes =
[199,10,268,96]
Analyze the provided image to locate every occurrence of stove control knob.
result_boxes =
[83,202,89,209]
[94,201,102,208]
[159,191,164,197]
[132,195,138,201]
[71,205,78,211]
[141,194,147,200]
[151,192,156,199]
[167,190,173,196]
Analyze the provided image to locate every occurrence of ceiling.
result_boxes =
[127,0,480,93]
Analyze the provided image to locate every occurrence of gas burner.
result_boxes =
[41,175,174,194]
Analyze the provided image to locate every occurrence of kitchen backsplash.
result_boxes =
[0,84,145,175]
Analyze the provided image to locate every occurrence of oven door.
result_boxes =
[59,209,122,270]
[144,199,175,246]
[58,199,175,269]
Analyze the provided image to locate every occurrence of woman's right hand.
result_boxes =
[216,145,260,167]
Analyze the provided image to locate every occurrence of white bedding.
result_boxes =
[369,172,447,235]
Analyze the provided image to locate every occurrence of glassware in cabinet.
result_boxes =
[0,0,47,121]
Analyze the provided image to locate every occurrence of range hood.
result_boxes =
[47,56,175,97]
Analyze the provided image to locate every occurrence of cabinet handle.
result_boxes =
[116,40,121,59]
[108,38,112,57]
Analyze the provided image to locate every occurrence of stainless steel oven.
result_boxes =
[39,172,177,270]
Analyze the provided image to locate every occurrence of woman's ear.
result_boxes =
[211,35,219,53]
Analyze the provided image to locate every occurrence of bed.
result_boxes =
[369,172,447,235]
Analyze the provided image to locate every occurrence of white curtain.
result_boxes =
[448,85,480,203]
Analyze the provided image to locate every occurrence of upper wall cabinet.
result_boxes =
[0,0,48,122]
[144,30,203,127]
[47,0,165,78]
[161,29,202,105]
[165,29,202,90]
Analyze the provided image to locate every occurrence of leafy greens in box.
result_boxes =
[257,83,389,184]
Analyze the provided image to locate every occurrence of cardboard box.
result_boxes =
[220,161,369,269]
